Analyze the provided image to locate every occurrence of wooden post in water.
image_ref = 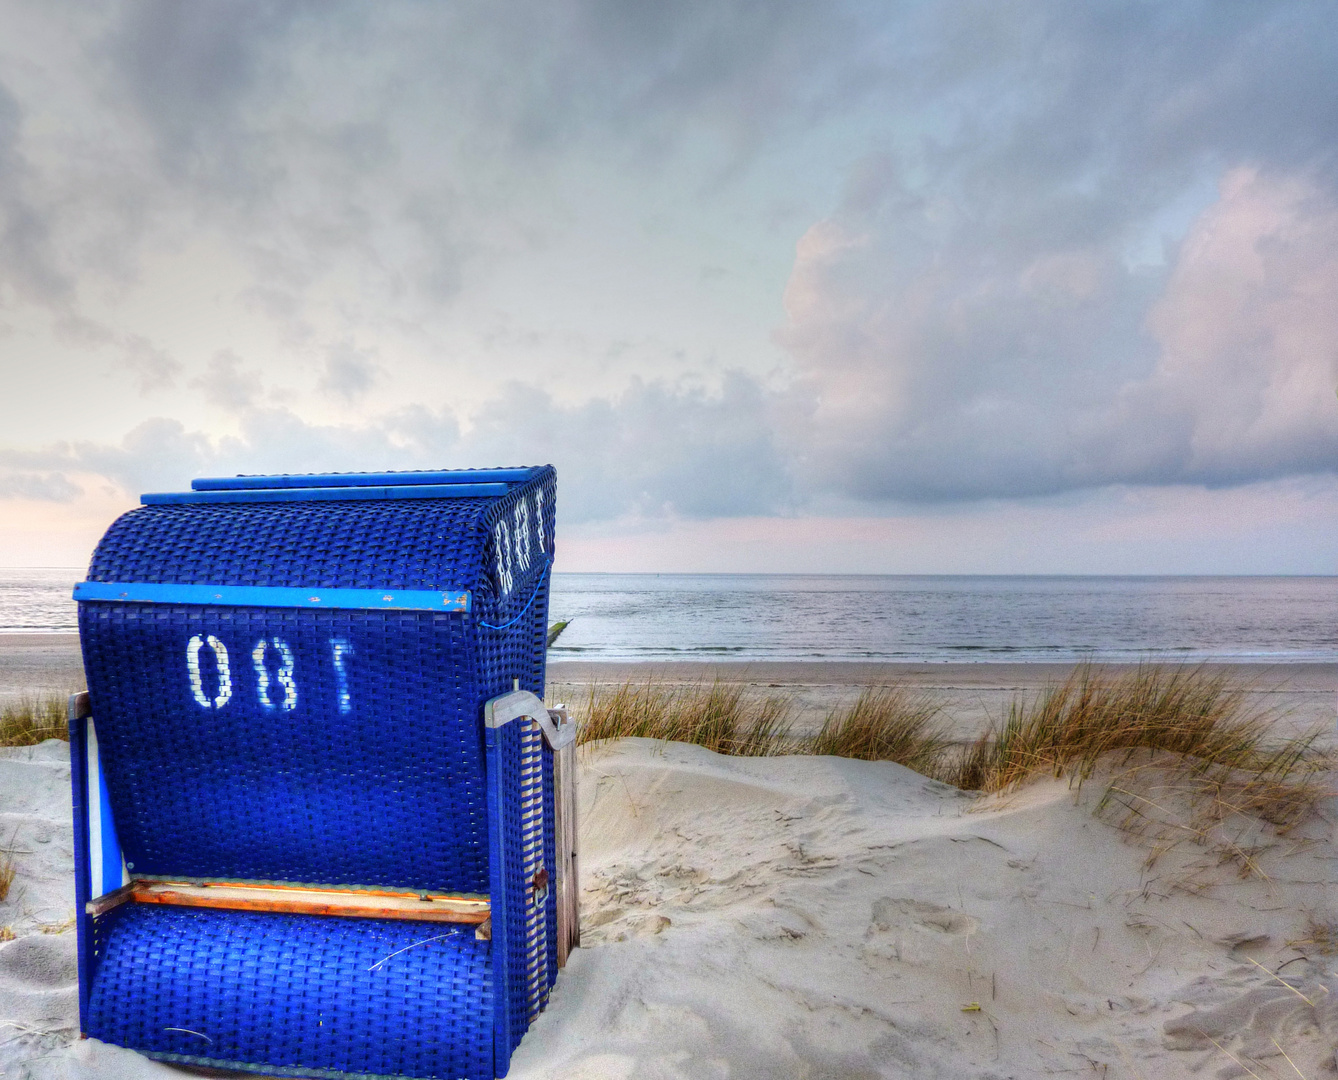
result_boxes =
[552,706,580,966]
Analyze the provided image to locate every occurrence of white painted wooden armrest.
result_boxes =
[484,689,576,749]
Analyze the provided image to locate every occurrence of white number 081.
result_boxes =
[186,635,353,714]
[493,489,548,598]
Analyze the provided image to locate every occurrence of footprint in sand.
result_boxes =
[1163,970,1338,1075]
[862,897,979,965]
[0,933,77,988]
[0,931,79,1046]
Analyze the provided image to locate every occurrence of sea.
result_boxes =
[2,568,1334,664]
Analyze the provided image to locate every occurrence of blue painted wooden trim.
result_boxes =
[96,749,123,895]
[68,706,92,1035]
[141,483,510,506]
[485,725,513,1079]
[191,468,538,491]
[74,581,472,613]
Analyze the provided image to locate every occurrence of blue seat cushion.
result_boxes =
[88,904,494,1080]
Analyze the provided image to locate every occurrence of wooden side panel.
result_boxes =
[553,736,580,966]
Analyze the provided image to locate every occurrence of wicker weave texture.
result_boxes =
[86,498,495,590]
[88,904,493,1080]
[79,606,490,892]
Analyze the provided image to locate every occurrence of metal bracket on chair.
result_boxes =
[483,690,576,750]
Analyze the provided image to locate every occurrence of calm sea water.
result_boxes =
[5,568,1333,663]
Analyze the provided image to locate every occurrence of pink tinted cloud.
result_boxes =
[1140,167,1338,476]
[777,161,1338,501]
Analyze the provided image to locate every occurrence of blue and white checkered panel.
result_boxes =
[85,718,128,900]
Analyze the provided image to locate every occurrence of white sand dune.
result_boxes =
[3,737,1335,1079]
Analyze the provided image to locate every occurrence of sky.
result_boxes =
[1,0,1336,574]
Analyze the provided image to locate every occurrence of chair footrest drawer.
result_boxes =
[89,904,494,1080]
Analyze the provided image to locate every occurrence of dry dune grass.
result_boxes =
[576,679,953,768]
[0,694,69,748]
[807,686,952,776]
[954,664,1302,789]
[578,680,795,757]
[952,664,1329,834]
[575,665,1329,832]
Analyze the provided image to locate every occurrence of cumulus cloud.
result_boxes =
[7,369,785,521]
[72,417,215,494]
[773,0,1338,506]
[1100,169,1338,487]
[778,162,1338,504]
[457,373,789,522]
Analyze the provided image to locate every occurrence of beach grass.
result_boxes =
[807,686,953,775]
[0,694,70,748]
[947,664,1327,820]
[576,666,1329,829]
[577,679,955,773]
[577,679,797,757]
[952,663,1269,791]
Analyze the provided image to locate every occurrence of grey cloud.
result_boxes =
[118,335,182,393]
[0,470,81,502]
[16,2,1338,290]
[321,342,385,401]
[34,372,786,520]
[99,0,845,167]
[104,0,319,177]
[906,3,1338,217]
[317,342,380,400]
[483,1,855,158]
[781,162,1338,503]
[191,350,263,412]
[65,1,857,320]
[0,80,71,307]
[457,373,789,522]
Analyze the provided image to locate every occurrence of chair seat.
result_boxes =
[88,904,494,1080]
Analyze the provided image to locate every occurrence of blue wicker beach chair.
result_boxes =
[67,467,578,1080]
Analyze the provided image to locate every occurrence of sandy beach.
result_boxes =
[4,734,1337,1078]
[0,637,86,712]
